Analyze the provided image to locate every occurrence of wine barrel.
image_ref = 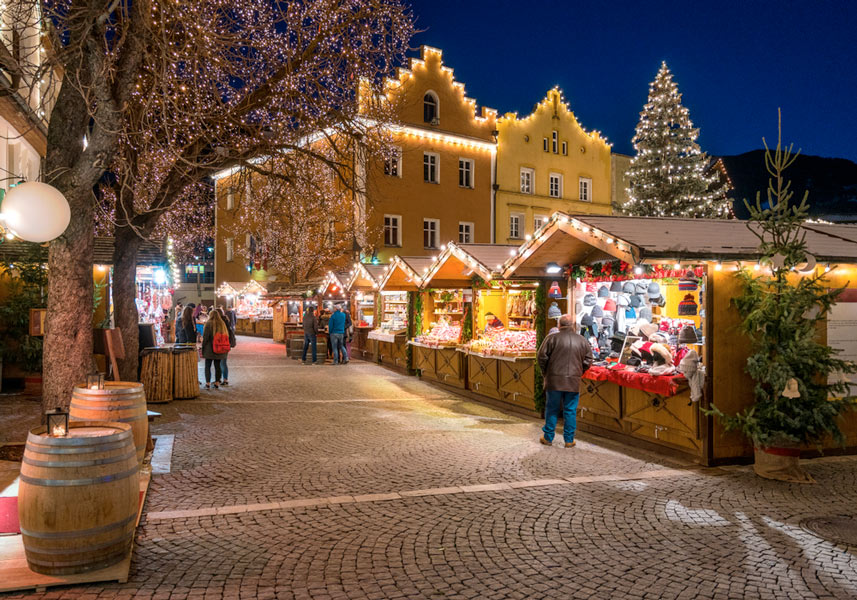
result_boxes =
[18,421,139,575]
[69,382,148,463]
[140,347,173,404]
[172,345,200,399]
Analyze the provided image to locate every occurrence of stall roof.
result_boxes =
[347,263,386,290]
[421,242,518,286]
[378,256,434,291]
[319,270,350,300]
[503,212,857,277]
[216,282,241,297]
[0,237,167,266]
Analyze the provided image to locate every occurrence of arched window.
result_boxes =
[423,91,439,124]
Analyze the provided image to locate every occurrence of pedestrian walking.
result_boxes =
[328,305,348,365]
[215,308,237,385]
[536,314,593,447]
[301,305,320,365]
[201,309,231,389]
[180,306,196,347]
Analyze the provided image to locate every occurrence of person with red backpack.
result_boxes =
[202,309,231,389]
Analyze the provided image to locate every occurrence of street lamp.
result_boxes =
[0,182,71,243]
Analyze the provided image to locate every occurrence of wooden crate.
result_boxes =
[622,386,702,456]
[498,358,536,411]
[467,354,500,399]
[413,345,437,379]
[434,347,465,389]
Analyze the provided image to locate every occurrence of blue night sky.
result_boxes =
[409,0,857,161]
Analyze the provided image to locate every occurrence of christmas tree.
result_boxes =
[625,62,730,218]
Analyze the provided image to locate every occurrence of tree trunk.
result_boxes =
[113,226,144,382]
[42,190,95,411]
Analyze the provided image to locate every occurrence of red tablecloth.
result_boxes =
[582,365,686,397]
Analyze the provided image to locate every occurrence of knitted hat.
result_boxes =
[603,298,617,312]
[630,294,644,308]
[622,281,635,294]
[610,331,626,353]
[601,316,615,328]
[591,305,604,318]
[581,313,594,327]
[634,282,648,295]
[610,281,624,293]
[597,285,610,298]
[679,270,699,291]
[649,294,666,307]
[548,281,562,298]
[678,325,699,344]
[649,332,669,345]
[650,343,672,365]
[647,282,660,297]
[639,322,658,339]
[548,302,562,319]
[583,293,597,307]
[638,307,652,322]
[678,294,698,316]
[616,294,630,307]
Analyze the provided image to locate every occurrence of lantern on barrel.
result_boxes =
[46,407,68,437]
[86,372,105,390]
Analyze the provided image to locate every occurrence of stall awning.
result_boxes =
[378,256,434,291]
[503,212,857,277]
[216,282,240,297]
[422,242,519,287]
[319,270,350,300]
[239,280,267,296]
[347,263,386,291]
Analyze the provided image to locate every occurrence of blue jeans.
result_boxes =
[302,334,317,362]
[221,357,229,380]
[330,333,347,363]
[542,390,580,443]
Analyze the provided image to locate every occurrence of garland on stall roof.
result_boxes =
[470,274,489,289]
[413,291,423,336]
[566,261,704,282]
[533,280,547,414]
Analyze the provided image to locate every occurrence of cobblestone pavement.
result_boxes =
[2,336,857,599]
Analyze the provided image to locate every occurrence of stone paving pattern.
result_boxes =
[1,336,857,599]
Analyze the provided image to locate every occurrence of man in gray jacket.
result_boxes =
[537,315,593,447]
[301,306,320,365]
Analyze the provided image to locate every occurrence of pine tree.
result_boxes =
[625,62,730,218]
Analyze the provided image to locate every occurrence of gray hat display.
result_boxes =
[591,305,604,318]
[548,302,562,319]
[647,282,660,297]
[616,294,630,307]
[610,281,623,293]
[601,316,615,328]
[639,322,659,339]
[581,313,594,327]
[678,326,699,344]
[597,285,610,298]
[649,332,669,344]
[638,307,652,322]
[649,295,666,307]
[622,281,635,294]
[583,293,597,306]
[630,294,644,308]
[634,282,648,295]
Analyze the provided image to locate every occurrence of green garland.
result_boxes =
[461,302,473,343]
[533,281,547,413]
[470,274,489,289]
[406,291,416,374]
[413,291,423,336]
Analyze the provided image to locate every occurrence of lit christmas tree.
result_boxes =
[625,62,730,218]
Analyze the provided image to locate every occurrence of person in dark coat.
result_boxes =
[215,308,237,385]
[181,306,196,346]
[201,310,230,388]
[302,306,320,364]
[174,303,184,343]
[536,314,593,447]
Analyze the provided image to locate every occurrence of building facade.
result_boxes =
[494,88,612,244]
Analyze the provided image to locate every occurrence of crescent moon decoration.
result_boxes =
[796,253,817,274]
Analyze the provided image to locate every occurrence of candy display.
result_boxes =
[466,328,536,357]
[415,322,461,347]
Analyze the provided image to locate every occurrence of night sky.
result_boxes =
[410,0,857,161]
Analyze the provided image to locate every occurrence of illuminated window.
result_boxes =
[549,173,562,198]
[458,158,474,188]
[459,222,473,243]
[226,187,234,210]
[423,91,439,124]
[551,130,558,154]
[423,152,439,183]
[384,215,401,247]
[579,177,592,202]
[520,167,533,194]
[423,218,439,249]
[509,213,523,239]
[225,238,234,262]
[384,147,401,177]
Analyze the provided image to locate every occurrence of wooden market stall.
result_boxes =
[371,256,433,372]
[266,279,323,355]
[503,211,857,465]
[345,263,387,361]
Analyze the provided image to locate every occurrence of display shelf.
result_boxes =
[508,314,534,319]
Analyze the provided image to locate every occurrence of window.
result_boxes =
[509,213,523,239]
[562,141,568,155]
[423,218,439,249]
[384,147,401,177]
[579,177,592,202]
[543,137,548,152]
[225,238,234,262]
[384,214,401,247]
[423,152,439,183]
[534,215,548,232]
[520,167,533,194]
[458,158,474,188]
[423,91,438,124]
[551,130,558,154]
[458,221,473,243]
[226,187,234,210]
[549,173,563,198]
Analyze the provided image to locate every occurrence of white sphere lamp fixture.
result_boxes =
[0,181,71,243]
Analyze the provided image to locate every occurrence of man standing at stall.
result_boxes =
[537,314,593,448]
[301,305,320,365]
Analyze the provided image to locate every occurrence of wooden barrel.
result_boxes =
[172,345,200,399]
[18,421,139,575]
[140,347,173,404]
[70,382,148,464]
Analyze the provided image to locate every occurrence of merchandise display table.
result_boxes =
[582,365,685,397]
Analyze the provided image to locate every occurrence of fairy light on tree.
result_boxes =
[624,62,729,218]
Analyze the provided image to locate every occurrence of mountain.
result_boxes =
[717,150,857,222]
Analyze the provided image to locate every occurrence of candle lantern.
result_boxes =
[86,372,105,390]
[46,407,69,437]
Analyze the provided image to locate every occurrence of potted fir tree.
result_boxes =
[710,119,856,482]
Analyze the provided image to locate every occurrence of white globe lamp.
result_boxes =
[1,182,71,243]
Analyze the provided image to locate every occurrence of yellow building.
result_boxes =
[494,88,612,244]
